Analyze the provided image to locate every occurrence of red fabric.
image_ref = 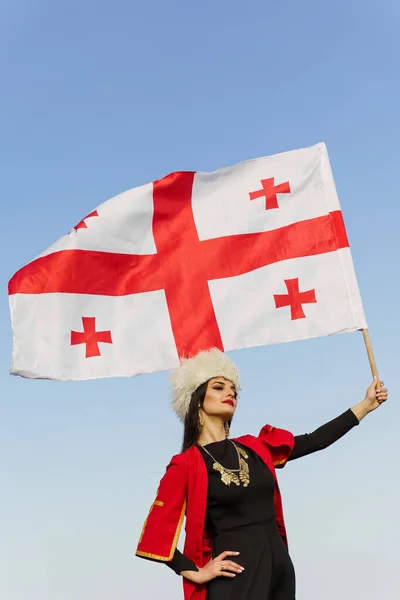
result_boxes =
[136,426,294,600]
[73,210,99,230]
[136,457,189,561]
[249,177,291,210]
[273,278,317,320]
[8,162,349,361]
[70,316,113,357]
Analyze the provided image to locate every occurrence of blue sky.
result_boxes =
[1,1,399,599]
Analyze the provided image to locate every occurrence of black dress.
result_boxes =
[166,409,359,600]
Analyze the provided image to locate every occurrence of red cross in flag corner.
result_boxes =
[71,316,113,358]
[8,142,369,381]
[274,278,317,320]
[73,210,99,231]
[249,177,291,210]
[9,173,349,370]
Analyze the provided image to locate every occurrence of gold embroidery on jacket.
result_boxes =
[138,495,165,544]
[136,499,187,562]
[273,458,287,467]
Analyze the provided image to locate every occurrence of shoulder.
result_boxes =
[235,426,294,467]
[235,425,293,445]
[258,424,294,446]
[233,434,262,455]
[156,449,196,492]
[258,425,295,467]
[166,446,198,469]
[234,433,258,445]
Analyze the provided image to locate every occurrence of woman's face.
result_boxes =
[202,377,237,420]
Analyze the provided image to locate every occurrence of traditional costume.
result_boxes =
[136,349,359,600]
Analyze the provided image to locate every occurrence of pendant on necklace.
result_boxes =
[213,447,250,487]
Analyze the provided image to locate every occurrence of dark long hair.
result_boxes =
[181,380,233,452]
[181,381,208,452]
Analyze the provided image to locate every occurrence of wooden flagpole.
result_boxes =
[362,329,379,383]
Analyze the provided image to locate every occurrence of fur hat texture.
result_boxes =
[169,348,240,422]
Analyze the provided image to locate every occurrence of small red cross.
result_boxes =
[70,316,112,357]
[249,177,291,210]
[274,278,317,320]
[74,210,99,230]
[10,172,349,360]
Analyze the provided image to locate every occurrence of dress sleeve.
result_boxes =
[165,549,199,575]
[288,408,359,461]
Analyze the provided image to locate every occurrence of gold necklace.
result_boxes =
[200,439,250,487]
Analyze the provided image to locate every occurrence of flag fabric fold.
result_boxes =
[8,143,367,380]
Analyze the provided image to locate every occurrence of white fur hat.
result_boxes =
[169,348,240,422]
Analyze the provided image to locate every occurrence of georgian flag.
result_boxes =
[8,143,367,380]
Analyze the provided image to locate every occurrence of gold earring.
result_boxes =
[199,411,205,430]
[224,422,230,438]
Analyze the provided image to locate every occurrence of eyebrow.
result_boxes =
[212,380,236,392]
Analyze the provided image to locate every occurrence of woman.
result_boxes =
[136,348,388,600]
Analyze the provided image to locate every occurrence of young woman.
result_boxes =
[136,348,388,600]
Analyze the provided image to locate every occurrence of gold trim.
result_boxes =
[136,549,172,561]
[138,498,164,544]
[168,498,186,560]
[273,458,287,467]
[136,499,187,562]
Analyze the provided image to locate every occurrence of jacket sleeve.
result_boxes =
[258,424,295,468]
[289,409,359,461]
[136,455,188,562]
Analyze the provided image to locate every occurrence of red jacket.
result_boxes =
[136,425,294,600]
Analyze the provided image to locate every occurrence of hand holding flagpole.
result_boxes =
[355,328,388,419]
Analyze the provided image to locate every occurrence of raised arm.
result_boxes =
[289,378,388,461]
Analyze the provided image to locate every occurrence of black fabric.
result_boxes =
[199,440,277,529]
[167,440,276,576]
[207,518,295,600]
[166,408,359,595]
[168,551,199,574]
[288,408,359,461]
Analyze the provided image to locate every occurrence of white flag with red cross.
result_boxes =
[8,143,367,381]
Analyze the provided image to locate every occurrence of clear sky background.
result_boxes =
[1,1,399,599]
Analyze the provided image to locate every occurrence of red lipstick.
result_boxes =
[223,400,234,407]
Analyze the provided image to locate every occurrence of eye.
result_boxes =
[213,386,223,390]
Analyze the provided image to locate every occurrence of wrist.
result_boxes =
[351,399,370,422]
[181,567,201,582]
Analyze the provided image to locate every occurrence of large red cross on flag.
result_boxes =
[8,143,367,380]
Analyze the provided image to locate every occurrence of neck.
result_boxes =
[197,417,226,446]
